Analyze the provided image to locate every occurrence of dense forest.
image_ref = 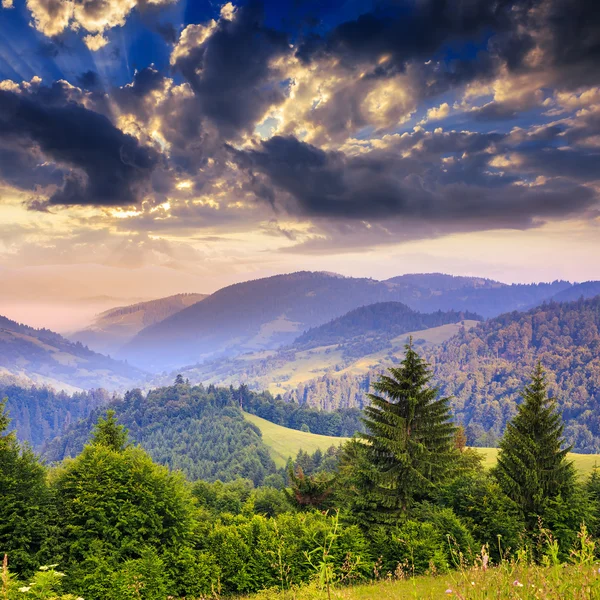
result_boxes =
[429,296,600,451]
[292,302,480,351]
[281,297,600,452]
[40,381,358,483]
[2,345,598,599]
[0,384,112,450]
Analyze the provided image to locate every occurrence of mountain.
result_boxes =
[385,273,572,317]
[293,302,481,351]
[428,296,600,452]
[70,293,207,354]
[549,281,600,303]
[280,296,600,452]
[123,271,570,370]
[0,314,146,391]
[123,272,410,369]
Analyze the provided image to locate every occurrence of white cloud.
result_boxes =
[25,0,176,50]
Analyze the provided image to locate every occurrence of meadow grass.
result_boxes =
[243,412,347,467]
[242,563,600,600]
[245,411,600,475]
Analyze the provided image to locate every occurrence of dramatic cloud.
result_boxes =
[0,83,160,208]
[0,0,599,265]
[232,132,597,233]
[171,1,290,139]
[24,0,176,50]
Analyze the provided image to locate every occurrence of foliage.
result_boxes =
[285,466,335,511]
[50,425,195,596]
[45,383,278,484]
[494,365,577,533]
[0,384,110,451]
[359,342,456,516]
[0,400,52,576]
[430,296,600,451]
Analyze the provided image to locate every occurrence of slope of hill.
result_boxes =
[429,296,600,452]
[280,297,600,452]
[0,314,146,391]
[243,411,347,468]
[44,383,277,484]
[1,384,111,449]
[153,317,479,400]
[550,281,600,303]
[42,382,356,483]
[123,271,570,371]
[70,293,207,354]
[123,272,411,369]
[386,273,571,317]
[293,302,481,351]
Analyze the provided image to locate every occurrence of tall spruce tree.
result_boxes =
[358,341,456,517]
[494,363,576,530]
[0,398,51,576]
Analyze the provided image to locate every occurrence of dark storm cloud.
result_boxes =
[171,1,290,139]
[298,0,506,67]
[298,0,600,89]
[231,134,597,227]
[0,87,160,208]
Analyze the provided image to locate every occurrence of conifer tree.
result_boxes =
[0,398,51,575]
[90,409,129,452]
[494,363,576,529]
[358,341,456,517]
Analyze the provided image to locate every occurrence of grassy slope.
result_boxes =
[266,320,480,395]
[242,563,600,599]
[476,447,599,476]
[245,412,600,474]
[244,412,348,467]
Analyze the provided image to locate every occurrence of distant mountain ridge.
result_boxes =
[293,302,481,351]
[0,314,145,391]
[275,295,600,452]
[71,293,207,354]
[123,271,572,371]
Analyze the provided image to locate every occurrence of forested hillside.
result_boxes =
[1,384,112,449]
[429,297,600,451]
[70,292,207,354]
[293,302,480,352]
[0,314,146,391]
[281,297,600,452]
[122,271,571,370]
[42,381,355,483]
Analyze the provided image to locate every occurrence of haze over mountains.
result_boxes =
[1,269,600,413]
[70,293,207,355]
[121,272,572,370]
[0,314,145,392]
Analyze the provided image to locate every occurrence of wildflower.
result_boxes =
[513,580,524,587]
[18,586,31,592]
[445,589,453,595]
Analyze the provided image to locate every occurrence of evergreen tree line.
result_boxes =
[2,343,599,599]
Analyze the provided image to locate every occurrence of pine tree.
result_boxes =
[494,363,576,530]
[359,341,456,517]
[0,398,51,576]
[90,409,129,452]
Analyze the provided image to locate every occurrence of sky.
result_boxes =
[0,0,599,330]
